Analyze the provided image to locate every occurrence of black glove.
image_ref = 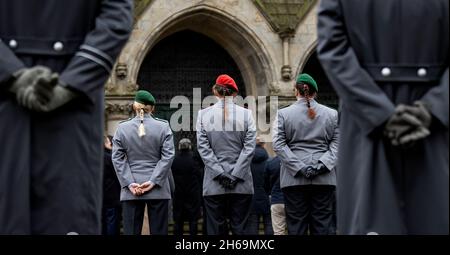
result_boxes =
[308,163,329,179]
[9,66,57,104]
[20,82,78,112]
[295,166,314,179]
[214,172,239,189]
[384,103,431,146]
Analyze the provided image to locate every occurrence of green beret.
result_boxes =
[296,73,318,92]
[135,90,155,105]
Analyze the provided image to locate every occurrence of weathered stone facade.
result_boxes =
[105,0,320,133]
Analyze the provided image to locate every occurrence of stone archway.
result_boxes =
[105,4,277,133]
[137,29,248,150]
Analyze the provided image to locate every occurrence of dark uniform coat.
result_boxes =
[317,0,449,234]
[0,0,133,234]
[103,148,121,208]
[250,144,270,215]
[172,151,202,221]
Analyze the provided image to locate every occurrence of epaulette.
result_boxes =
[119,118,133,124]
[153,117,169,123]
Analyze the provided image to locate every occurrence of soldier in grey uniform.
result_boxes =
[0,0,133,234]
[112,90,175,235]
[196,74,256,235]
[273,73,339,235]
[317,0,448,234]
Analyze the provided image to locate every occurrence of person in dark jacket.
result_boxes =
[193,148,208,235]
[247,139,273,235]
[102,135,122,235]
[317,0,448,234]
[265,156,287,235]
[172,138,202,235]
[0,0,133,234]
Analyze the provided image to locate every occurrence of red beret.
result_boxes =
[215,74,238,92]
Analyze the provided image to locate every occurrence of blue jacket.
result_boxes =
[265,156,284,205]
[250,144,270,214]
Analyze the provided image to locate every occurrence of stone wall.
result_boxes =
[105,0,319,133]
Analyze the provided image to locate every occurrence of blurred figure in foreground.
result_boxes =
[317,0,448,234]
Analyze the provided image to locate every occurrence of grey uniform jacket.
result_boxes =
[112,115,175,201]
[196,99,256,196]
[273,98,339,189]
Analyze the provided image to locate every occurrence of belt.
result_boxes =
[363,63,446,83]
[0,36,83,56]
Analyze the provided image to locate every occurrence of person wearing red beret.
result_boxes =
[196,74,256,235]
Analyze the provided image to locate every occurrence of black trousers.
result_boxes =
[282,185,336,235]
[247,213,274,235]
[122,199,169,235]
[203,194,253,235]
[174,220,198,235]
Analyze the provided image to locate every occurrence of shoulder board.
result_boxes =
[153,117,169,123]
[119,118,133,124]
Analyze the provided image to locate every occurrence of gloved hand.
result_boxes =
[214,172,240,189]
[395,101,432,145]
[295,166,314,179]
[21,82,79,112]
[308,162,329,179]
[9,66,57,104]
[384,103,431,146]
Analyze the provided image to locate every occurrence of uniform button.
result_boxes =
[417,68,427,77]
[53,41,64,52]
[381,67,391,77]
[9,39,18,49]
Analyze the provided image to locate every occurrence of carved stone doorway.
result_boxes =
[137,30,247,151]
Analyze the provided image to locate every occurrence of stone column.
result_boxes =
[279,30,295,81]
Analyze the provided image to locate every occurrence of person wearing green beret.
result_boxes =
[112,90,175,235]
[272,73,339,235]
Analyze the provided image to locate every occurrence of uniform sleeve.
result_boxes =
[0,40,25,85]
[111,128,135,188]
[231,110,256,180]
[59,0,133,102]
[319,110,340,170]
[196,110,226,179]
[316,0,396,135]
[420,68,449,128]
[272,111,307,176]
[149,123,175,187]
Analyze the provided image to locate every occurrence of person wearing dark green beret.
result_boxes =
[273,73,339,235]
[112,90,175,235]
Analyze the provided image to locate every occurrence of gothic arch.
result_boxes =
[295,39,318,75]
[119,4,277,97]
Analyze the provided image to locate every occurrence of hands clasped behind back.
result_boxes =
[10,65,78,112]
[384,102,432,146]
[128,181,155,196]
